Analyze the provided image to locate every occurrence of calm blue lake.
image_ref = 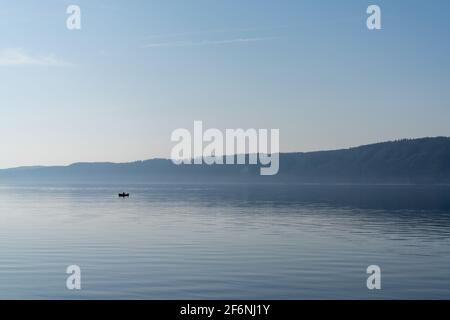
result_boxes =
[1,184,450,299]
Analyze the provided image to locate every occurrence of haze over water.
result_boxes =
[1,184,450,299]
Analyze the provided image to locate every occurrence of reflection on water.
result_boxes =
[0,184,450,299]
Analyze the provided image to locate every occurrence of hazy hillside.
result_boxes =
[1,137,449,184]
[279,137,450,183]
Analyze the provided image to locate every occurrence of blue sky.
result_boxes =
[1,0,450,168]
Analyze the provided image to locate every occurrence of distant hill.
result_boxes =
[1,137,450,184]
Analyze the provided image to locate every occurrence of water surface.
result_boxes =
[1,184,450,299]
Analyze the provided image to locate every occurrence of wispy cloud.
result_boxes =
[144,37,277,48]
[0,48,70,67]
[144,25,289,39]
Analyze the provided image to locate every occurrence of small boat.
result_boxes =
[118,192,130,198]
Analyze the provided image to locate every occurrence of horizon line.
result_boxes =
[1,136,448,171]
